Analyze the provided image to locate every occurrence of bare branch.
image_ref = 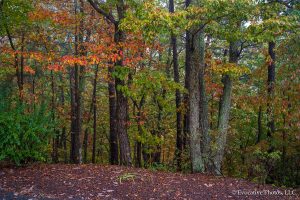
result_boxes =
[87,0,117,24]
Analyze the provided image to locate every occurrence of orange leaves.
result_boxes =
[28,7,52,21]
[110,53,120,63]
[28,52,44,62]
[61,55,105,67]
[61,56,88,66]
[24,66,35,75]
[51,12,73,26]
[29,7,73,27]
[88,55,101,65]
[47,64,64,72]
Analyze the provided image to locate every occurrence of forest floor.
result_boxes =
[0,164,298,200]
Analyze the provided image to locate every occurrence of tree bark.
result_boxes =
[256,106,263,144]
[108,66,119,164]
[58,74,67,163]
[92,65,99,163]
[169,0,183,171]
[87,0,131,166]
[199,58,210,171]
[183,0,191,153]
[184,0,209,173]
[113,1,132,166]
[267,41,276,140]
[188,29,206,173]
[51,70,59,163]
[70,0,83,164]
[214,41,239,175]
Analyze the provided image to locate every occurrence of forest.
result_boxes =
[0,0,299,198]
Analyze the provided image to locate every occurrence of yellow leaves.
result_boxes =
[120,1,188,39]
[211,61,250,77]
[61,55,104,67]
[28,52,44,62]
[265,55,273,66]
[88,55,101,65]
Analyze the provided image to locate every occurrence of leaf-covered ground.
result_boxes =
[0,164,298,200]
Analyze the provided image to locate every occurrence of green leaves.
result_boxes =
[0,0,33,35]
[112,65,130,81]
[0,102,55,165]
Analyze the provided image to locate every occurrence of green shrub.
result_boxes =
[0,103,55,165]
[249,149,281,184]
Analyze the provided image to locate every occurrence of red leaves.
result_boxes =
[24,66,35,75]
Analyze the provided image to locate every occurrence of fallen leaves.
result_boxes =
[0,164,295,200]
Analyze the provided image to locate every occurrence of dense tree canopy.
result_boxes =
[0,0,299,187]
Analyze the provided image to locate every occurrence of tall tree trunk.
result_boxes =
[169,0,183,171]
[0,5,23,100]
[114,25,132,165]
[136,108,143,167]
[267,41,276,141]
[70,0,83,164]
[256,106,263,144]
[83,65,98,163]
[70,64,82,164]
[132,95,145,167]
[69,66,76,162]
[199,57,210,171]
[183,0,192,162]
[183,3,191,152]
[214,41,239,175]
[87,0,131,166]
[83,128,89,163]
[114,1,132,166]
[92,65,99,163]
[51,70,59,163]
[59,74,67,163]
[19,33,25,98]
[108,66,118,164]
[187,28,206,173]
[185,0,208,173]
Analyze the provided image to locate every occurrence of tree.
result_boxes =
[87,0,132,166]
[185,0,207,173]
[169,0,183,170]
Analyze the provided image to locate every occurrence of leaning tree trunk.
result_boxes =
[214,41,239,175]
